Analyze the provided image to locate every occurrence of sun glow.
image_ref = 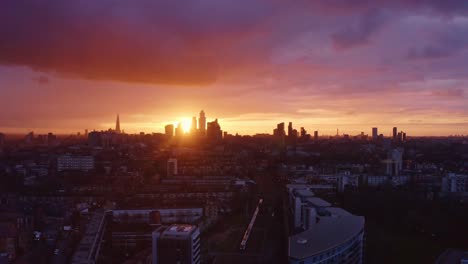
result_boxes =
[180,118,191,133]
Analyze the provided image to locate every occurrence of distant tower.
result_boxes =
[116,114,121,133]
[165,124,174,137]
[199,110,206,135]
[288,122,293,137]
[393,127,397,140]
[191,116,197,134]
[372,127,378,140]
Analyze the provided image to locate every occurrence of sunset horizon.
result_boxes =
[1,1,468,137]
[1,2,468,264]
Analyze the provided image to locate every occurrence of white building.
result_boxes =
[287,184,365,264]
[289,210,365,264]
[57,154,94,172]
[152,224,200,264]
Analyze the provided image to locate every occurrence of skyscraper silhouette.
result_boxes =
[199,110,206,136]
[191,116,197,134]
[116,114,121,133]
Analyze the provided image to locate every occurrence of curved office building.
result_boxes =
[287,184,365,264]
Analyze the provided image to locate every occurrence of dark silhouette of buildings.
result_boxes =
[191,116,197,135]
[207,119,222,141]
[116,114,121,134]
[198,110,206,136]
[372,127,378,140]
[165,124,174,137]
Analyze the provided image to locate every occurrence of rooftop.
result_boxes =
[160,224,198,239]
[289,214,364,260]
[305,197,331,207]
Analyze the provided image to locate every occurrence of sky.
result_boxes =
[1,0,468,136]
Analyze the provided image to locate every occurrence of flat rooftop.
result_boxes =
[160,224,197,239]
[305,197,331,207]
[289,214,365,260]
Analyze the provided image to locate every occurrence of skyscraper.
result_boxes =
[393,127,397,140]
[198,110,206,136]
[372,127,378,140]
[115,114,121,133]
[314,131,318,141]
[191,116,197,134]
[165,124,174,137]
[300,127,306,138]
[288,122,293,137]
[207,119,222,141]
[175,123,184,138]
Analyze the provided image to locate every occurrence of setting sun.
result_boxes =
[180,118,191,133]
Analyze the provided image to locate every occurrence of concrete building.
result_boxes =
[57,154,94,172]
[385,148,403,176]
[152,224,200,264]
[112,208,203,224]
[287,184,365,264]
[289,211,365,264]
[442,174,467,193]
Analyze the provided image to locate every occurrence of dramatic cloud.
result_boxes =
[331,9,388,50]
[1,0,468,135]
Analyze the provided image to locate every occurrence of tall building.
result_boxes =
[207,119,222,141]
[152,224,200,264]
[392,127,397,140]
[288,122,293,137]
[300,127,306,138]
[115,114,121,133]
[372,127,378,140]
[191,116,197,134]
[386,148,403,176]
[314,131,318,141]
[198,110,206,136]
[273,122,286,145]
[175,123,184,138]
[165,124,174,137]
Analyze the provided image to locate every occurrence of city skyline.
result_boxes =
[0,111,465,137]
[1,1,468,136]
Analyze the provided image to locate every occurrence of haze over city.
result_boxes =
[1,2,468,264]
[1,1,468,136]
